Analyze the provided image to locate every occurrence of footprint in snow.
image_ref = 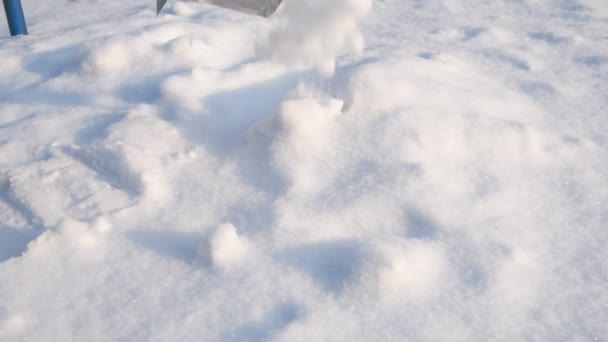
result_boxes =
[231,301,301,342]
[279,239,364,293]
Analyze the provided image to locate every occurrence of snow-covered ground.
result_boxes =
[1,0,607,340]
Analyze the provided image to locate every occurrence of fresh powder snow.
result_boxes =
[1,0,607,340]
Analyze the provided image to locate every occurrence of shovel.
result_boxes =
[157,0,283,17]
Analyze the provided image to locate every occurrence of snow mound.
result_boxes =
[375,239,447,302]
[270,97,344,195]
[79,104,187,205]
[207,223,251,271]
[0,310,29,338]
[26,217,111,262]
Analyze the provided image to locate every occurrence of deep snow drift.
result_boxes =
[1,0,607,340]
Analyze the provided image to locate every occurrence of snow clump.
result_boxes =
[258,0,372,75]
[207,223,251,271]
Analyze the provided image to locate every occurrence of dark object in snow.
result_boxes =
[3,0,28,36]
[157,0,283,17]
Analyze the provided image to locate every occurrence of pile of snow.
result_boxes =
[204,223,252,271]
[1,0,607,340]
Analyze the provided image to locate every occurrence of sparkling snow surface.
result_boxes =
[1,0,607,340]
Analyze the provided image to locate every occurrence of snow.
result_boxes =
[257,0,371,75]
[207,223,252,271]
[1,0,608,340]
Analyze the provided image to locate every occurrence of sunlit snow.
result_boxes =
[1,0,607,340]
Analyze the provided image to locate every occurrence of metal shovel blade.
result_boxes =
[157,0,283,17]
[208,0,283,17]
[157,0,168,14]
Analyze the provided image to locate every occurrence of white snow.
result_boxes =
[376,239,447,302]
[207,223,251,271]
[257,0,371,75]
[1,0,608,340]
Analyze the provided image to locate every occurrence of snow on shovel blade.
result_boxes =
[157,0,283,17]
